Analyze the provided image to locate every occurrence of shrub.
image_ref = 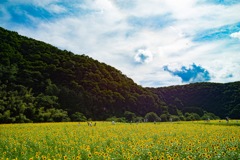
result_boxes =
[145,112,161,122]
[71,112,87,122]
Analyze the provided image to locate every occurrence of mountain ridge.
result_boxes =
[0,26,239,123]
[150,81,240,119]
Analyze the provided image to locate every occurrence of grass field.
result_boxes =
[0,121,239,160]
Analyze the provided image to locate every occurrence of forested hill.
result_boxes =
[149,82,240,119]
[0,27,167,123]
[0,27,239,123]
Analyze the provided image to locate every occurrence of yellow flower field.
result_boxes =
[0,121,239,160]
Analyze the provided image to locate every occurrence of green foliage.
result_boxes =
[71,112,87,122]
[145,112,161,122]
[124,111,136,122]
[0,27,167,123]
[134,116,144,122]
[0,64,18,83]
[160,114,169,122]
[228,104,240,119]
[169,115,181,121]
[151,82,240,119]
[201,112,219,120]
[185,112,201,121]
[36,108,70,122]
[176,109,185,121]
[0,84,35,123]
[0,110,15,123]
[1,26,239,123]
[182,107,204,117]
[106,116,126,122]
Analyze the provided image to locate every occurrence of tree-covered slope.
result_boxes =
[150,82,240,119]
[1,27,239,123]
[0,27,166,123]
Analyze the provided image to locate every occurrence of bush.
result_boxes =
[134,116,144,122]
[71,112,87,122]
[201,112,220,120]
[160,114,168,122]
[185,112,200,121]
[145,112,161,122]
[170,115,180,121]
[124,111,136,122]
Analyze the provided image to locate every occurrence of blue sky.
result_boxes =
[163,63,211,83]
[0,0,240,87]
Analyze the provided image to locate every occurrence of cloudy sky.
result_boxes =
[1,0,240,87]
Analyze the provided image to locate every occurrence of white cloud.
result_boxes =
[230,31,240,39]
[48,4,67,14]
[2,0,240,87]
[134,49,153,64]
[8,0,56,7]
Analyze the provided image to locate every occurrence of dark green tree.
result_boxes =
[124,111,136,122]
[145,112,161,122]
[71,112,87,122]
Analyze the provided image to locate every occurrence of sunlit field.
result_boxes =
[1,121,240,160]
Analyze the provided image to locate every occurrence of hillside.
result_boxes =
[0,27,166,123]
[150,82,240,119]
[0,27,239,123]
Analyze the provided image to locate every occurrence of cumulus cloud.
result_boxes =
[1,0,240,87]
[230,31,240,39]
[163,64,211,83]
[134,49,153,64]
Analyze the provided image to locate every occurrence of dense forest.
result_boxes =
[150,82,240,119]
[0,27,239,123]
[0,27,167,123]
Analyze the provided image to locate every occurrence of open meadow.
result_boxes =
[1,121,240,160]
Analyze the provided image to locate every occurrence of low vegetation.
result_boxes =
[1,121,239,159]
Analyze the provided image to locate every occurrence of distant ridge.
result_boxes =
[150,81,240,119]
